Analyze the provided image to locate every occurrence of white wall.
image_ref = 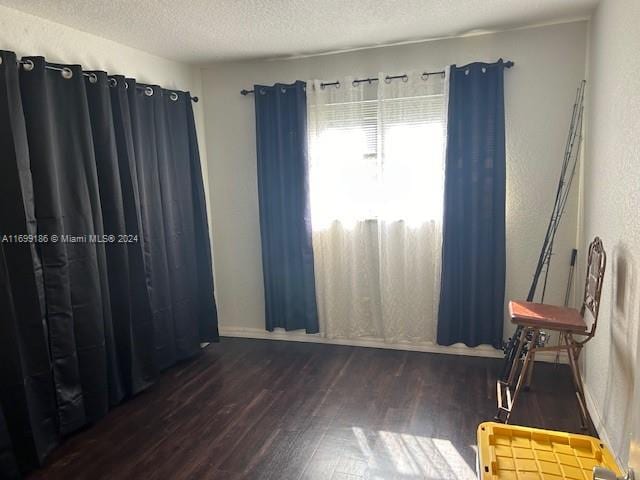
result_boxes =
[581,0,640,469]
[201,21,588,349]
[0,4,210,213]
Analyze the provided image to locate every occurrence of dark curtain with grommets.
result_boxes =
[437,60,507,349]
[108,75,159,394]
[129,80,179,370]
[85,71,159,396]
[0,50,218,476]
[20,56,120,430]
[254,81,319,333]
[167,94,219,343]
[0,51,63,470]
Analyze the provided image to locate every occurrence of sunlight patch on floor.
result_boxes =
[351,427,477,479]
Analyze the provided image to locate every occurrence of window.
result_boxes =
[307,75,447,230]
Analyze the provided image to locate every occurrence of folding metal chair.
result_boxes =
[496,237,606,430]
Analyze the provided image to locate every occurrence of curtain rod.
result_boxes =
[15,59,199,103]
[239,60,514,96]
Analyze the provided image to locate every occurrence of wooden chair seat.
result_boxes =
[509,300,587,333]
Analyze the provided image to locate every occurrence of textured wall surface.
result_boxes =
[200,22,588,346]
[582,0,640,469]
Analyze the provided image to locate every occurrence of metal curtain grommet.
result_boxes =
[0,56,3,66]
[464,68,470,76]
[421,72,429,81]
[145,86,153,96]
[108,77,117,87]
[352,80,358,87]
[169,92,178,101]
[281,87,286,94]
[88,73,98,84]
[482,67,487,73]
[259,88,266,95]
[401,74,408,82]
[61,67,73,79]
[384,76,392,84]
[22,59,34,72]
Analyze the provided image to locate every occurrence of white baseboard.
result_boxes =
[218,326,565,363]
[582,376,624,471]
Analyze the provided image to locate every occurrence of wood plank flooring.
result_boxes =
[29,337,586,480]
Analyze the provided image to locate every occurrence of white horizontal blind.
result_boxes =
[311,98,378,157]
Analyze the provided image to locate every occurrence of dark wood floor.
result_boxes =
[29,337,585,480]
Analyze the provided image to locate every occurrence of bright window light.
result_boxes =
[308,94,446,231]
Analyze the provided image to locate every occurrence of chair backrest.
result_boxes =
[580,237,606,338]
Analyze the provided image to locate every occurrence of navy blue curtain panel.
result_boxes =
[254,81,319,333]
[437,60,507,349]
[0,50,218,476]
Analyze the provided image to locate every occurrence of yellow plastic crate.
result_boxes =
[477,422,621,479]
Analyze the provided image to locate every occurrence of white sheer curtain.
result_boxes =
[307,70,448,343]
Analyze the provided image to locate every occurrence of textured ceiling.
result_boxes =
[0,0,597,63]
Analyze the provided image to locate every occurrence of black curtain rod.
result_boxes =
[240,60,514,96]
[16,59,199,103]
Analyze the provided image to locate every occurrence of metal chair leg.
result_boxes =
[505,329,539,424]
[565,335,590,430]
